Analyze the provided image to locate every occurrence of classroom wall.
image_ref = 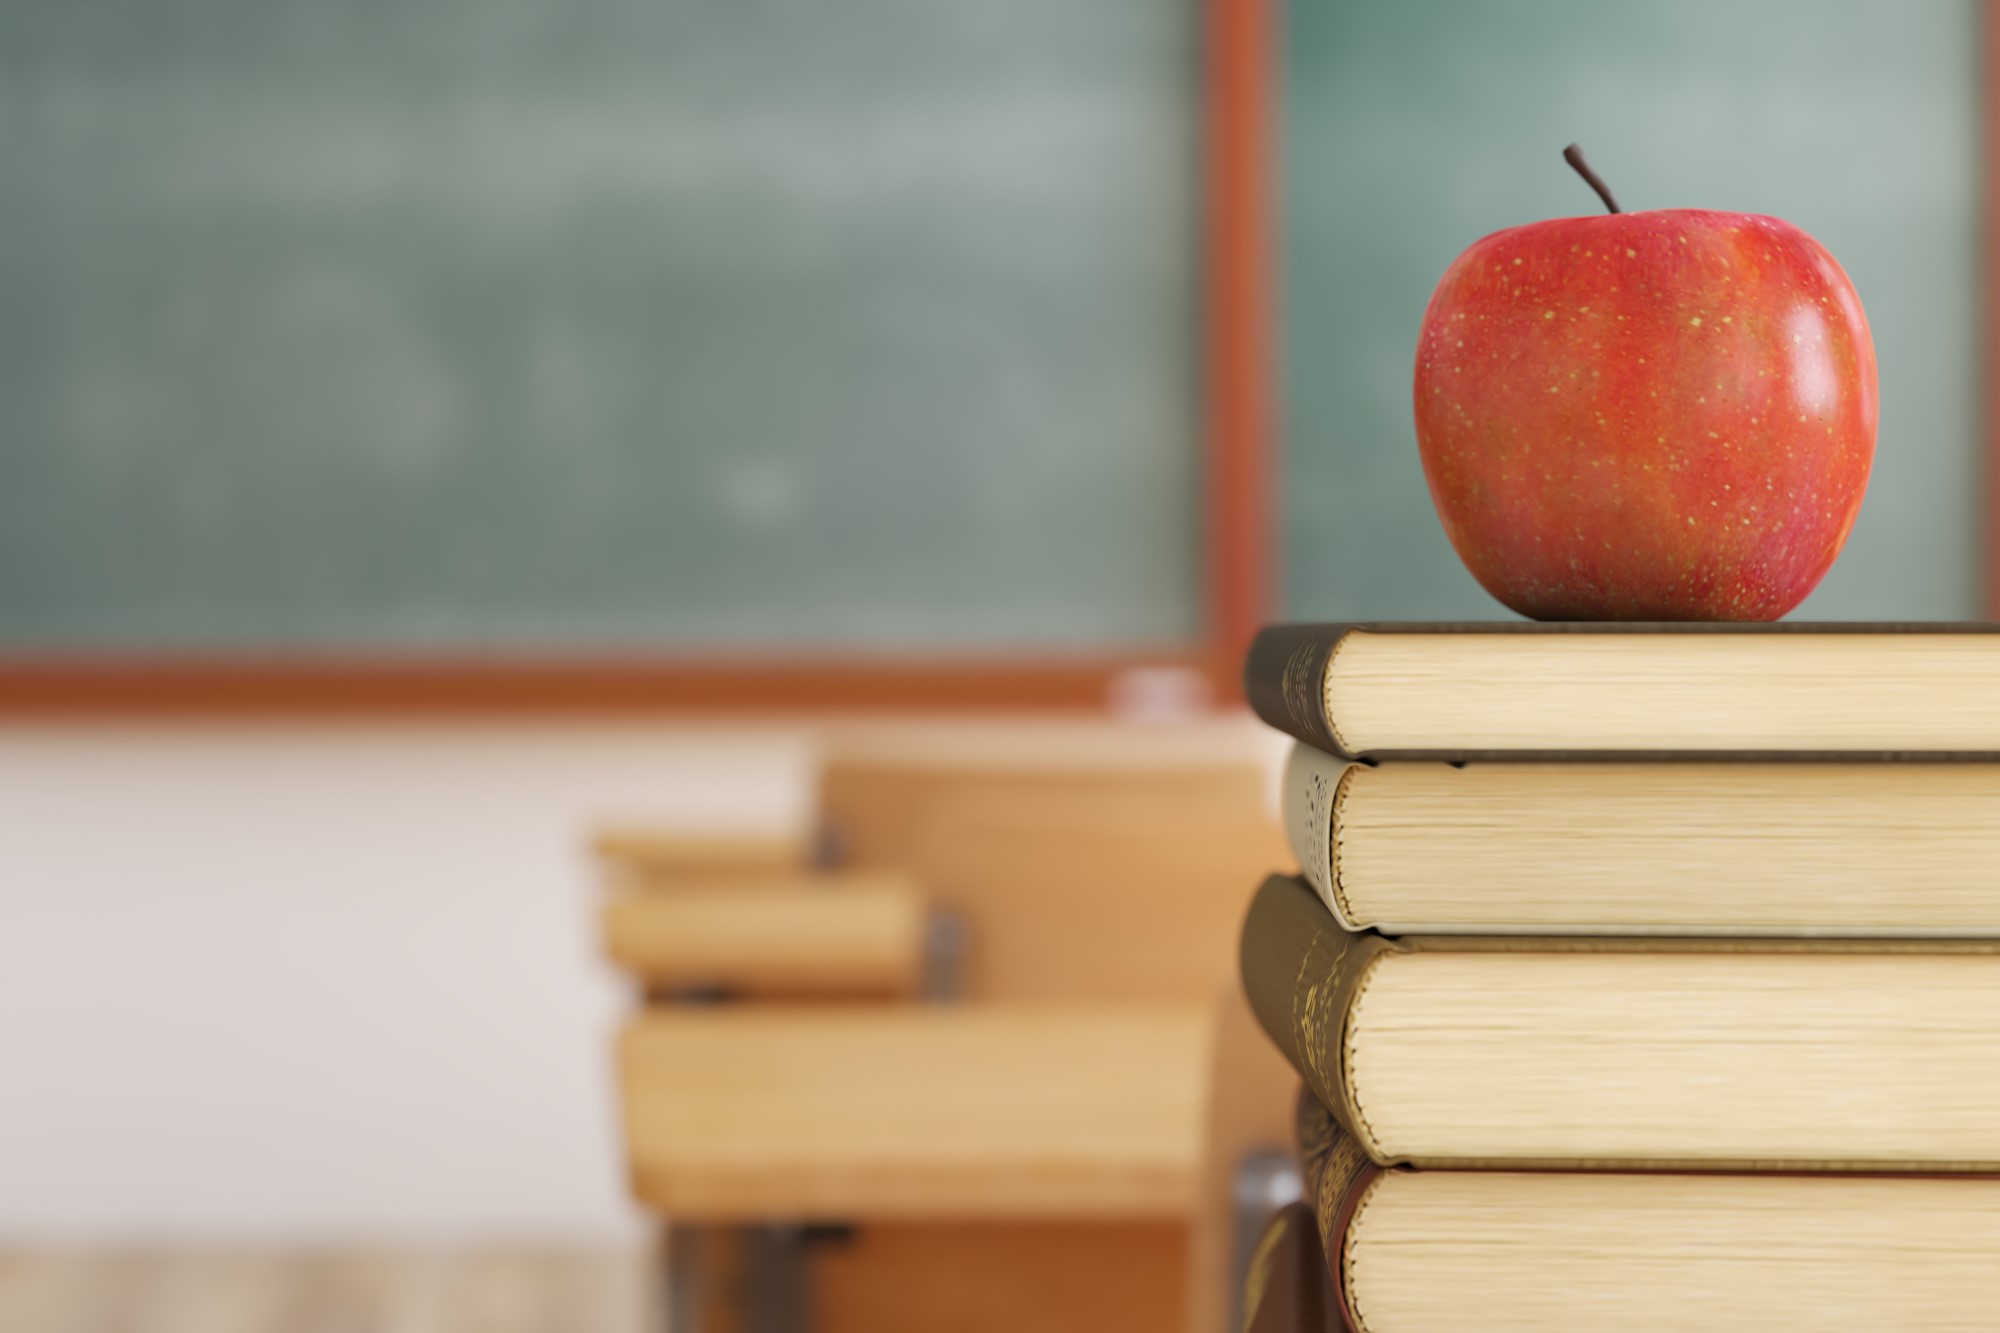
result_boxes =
[0,721,818,1240]
[0,715,1281,1240]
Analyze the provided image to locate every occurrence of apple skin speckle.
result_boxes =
[1412,208,1876,621]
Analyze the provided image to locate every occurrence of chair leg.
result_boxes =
[660,1222,822,1333]
[742,1224,811,1333]
[660,1223,709,1333]
[920,906,970,1002]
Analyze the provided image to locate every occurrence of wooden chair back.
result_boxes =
[912,804,1288,1001]
[818,747,1285,1002]
[822,758,1265,872]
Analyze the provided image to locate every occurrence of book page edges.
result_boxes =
[1276,621,2000,762]
[1277,763,2000,936]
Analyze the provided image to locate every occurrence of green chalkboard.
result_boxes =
[0,0,1197,651]
[1285,0,1981,621]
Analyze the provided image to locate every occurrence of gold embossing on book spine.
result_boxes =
[1297,1088,1380,1333]
[1281,636,1340,753]
[1239,1212,1287,1332]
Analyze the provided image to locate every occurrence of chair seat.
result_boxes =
[619,1004,1210,1221]
[602,872,928,997]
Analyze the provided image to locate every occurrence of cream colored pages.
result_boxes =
[1334,761,2000,936]
[1350,950,2000,1166]
[1330,632,2000,753]
[1346,1171,2000,1333]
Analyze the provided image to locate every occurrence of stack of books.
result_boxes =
[1239,622,2000,1333]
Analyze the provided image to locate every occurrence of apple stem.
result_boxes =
[1562,144,1621,214]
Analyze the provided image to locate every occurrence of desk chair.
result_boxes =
[607,740,1290,1333]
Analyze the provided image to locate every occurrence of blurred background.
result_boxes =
[0,0,1983,1329]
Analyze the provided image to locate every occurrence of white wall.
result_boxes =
[0,720,815,1242]
[0,714,1279,1242]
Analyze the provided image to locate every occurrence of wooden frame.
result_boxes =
[0,0,1275,715]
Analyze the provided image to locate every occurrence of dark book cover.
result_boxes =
[1239,873,1398,1159]
[1293,1088,1381,1333]
[1242,1200,1343,1333]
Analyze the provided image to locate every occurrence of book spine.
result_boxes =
[1239,873,1398,1160]
[1244,624,1353,757]
[1282,743,1360,930]
[1296,1088,1381,1333]
[1241,1201,1342,1333]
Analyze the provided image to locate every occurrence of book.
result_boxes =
[1295,1092,2000,1333]
[1282,741,2000,935]
[1241,872,2000,1170]
[1241,1201,1341,1333]
[1244,621,2000,760]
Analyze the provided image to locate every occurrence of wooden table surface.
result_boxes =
[619,1004,1211,1221]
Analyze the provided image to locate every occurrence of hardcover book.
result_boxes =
[1295,1092,2000,1333]
[1281,741,2000,935]
[1242,872,2000,1170]
[1245,621,2000,760]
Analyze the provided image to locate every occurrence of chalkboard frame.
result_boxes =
[0,0,1275,715]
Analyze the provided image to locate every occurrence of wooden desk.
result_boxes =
[619,1005,1209,1221]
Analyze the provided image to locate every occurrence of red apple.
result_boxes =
[1412,150,1876,621]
